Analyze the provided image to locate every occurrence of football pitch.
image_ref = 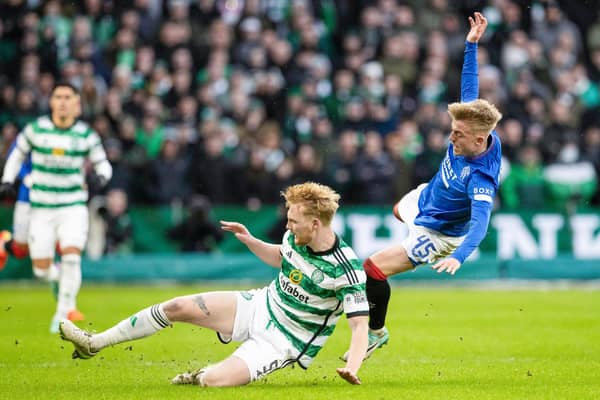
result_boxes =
[1,283,599,400]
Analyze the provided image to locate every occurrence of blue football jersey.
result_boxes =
[415,132,501,236]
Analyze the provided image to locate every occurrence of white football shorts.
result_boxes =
[28,205,89,259]
[231,287,298,382]
[397,184,465,265]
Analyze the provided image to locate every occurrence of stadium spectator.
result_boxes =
[144,134,189,205]
[167,194,223,252]
[354,130,395,204]
[99,188,134,255]
[582,125,600,206]
[543,139,598,211]
[412,127,447,186]
[188,127,232,203]
[500,145,546,210]
[322,129,360,204]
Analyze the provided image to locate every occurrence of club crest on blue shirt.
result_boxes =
[460,166,471,180]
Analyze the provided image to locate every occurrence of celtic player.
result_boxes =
[59,182,369,386]
[0,82,112,332]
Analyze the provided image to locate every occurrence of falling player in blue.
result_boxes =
[342,12,503,361]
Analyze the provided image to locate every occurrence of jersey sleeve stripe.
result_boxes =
[346,311,369,318]
[331,250,354,284]
[474,194,493,203]
[338,248,360,282]
[332,249,358,284]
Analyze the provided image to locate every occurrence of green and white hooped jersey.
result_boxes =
[15,116,107,208]
[267,230,368,368]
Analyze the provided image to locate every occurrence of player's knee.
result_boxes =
[60,246,81,255]
[201,368,225,387]
[392,202,404,222]
[162,297,189,321]
[32,258,52,269]
[363,258,388,281]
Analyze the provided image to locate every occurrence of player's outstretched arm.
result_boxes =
[461,12,487,102]
[337,315,368,385]
[221,221,282,267]
[466,12,487,43]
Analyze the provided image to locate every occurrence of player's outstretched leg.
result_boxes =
[59,320,98,359]
[59,303,172,359]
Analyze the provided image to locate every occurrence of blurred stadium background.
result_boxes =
[2,1,600,399]
[1,0,600,280]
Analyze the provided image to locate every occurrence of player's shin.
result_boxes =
[56,254,81,317]
[92,304,171,350]
[32,263,60,282]
[364,259,390,330]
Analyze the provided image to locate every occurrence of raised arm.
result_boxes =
[221,220,282,267]
[461,12,488,102]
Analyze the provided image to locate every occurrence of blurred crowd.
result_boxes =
[1,0,600,223]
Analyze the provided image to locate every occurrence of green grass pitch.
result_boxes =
[1,283,599,400]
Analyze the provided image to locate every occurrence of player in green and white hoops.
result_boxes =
[0,82,112,332]
[59,182,369,386]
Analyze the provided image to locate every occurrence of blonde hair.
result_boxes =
[447,99,502,136]
[282,182,340,225]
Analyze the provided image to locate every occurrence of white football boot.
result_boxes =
[59,319,98,359]
[171,369,205,385]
